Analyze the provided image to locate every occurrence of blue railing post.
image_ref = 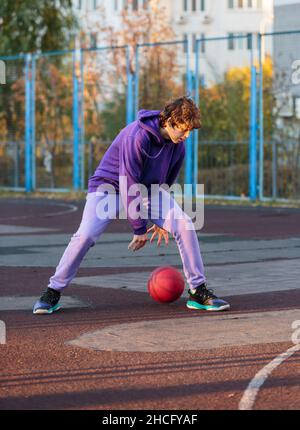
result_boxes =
[185,38,193,196]
[194,39,200,197]
[249,63,257,201]
[25,53,32,192]
[80,48,85,190]
[134,46,139,118]
[72,50,80,191]
[31,54,36,190]
[126,45,134,125]
[258,33,264,201]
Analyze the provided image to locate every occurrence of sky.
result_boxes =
[274,0,300,5]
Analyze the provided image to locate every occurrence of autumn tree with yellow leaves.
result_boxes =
[197,57,273,196]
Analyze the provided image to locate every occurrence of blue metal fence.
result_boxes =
[258,30,300,201]
[193,34,255,200]
[0,54,27,191]
[1,30,300,202]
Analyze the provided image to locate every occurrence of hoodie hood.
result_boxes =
[137,109,166,146]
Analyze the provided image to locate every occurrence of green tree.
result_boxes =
[84,0,182,146]
[0,0,78,56]
[197,58,274,197]
[0,1,78,187]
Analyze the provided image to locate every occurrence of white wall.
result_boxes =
[73,0,274,83]
[274,0,300,5]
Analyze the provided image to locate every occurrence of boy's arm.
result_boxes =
[166,144,186,187]
[119,135,148,235]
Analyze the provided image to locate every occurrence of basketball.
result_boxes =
[147,266,185,303]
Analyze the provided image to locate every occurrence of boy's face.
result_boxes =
[164,120,191,144]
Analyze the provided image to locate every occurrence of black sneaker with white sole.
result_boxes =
[33,287,61,314]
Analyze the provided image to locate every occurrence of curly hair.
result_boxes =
[159,96,202,130]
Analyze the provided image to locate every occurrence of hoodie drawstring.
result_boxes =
[141,144,167,160]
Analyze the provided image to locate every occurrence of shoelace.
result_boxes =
[196,285,218,301]
[204,288,218,300]
[40,289,60,305]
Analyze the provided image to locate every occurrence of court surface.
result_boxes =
[0,197,299,410]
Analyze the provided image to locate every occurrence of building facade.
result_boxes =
[273,0,300,122]
[73,0,274,84]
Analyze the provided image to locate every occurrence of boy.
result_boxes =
[33,96,230,314]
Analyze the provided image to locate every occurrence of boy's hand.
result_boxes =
[147,225,169,247]
[128,233,148,252]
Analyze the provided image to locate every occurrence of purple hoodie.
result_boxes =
[88,110,185,235]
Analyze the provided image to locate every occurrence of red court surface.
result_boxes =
[0,197,299,411]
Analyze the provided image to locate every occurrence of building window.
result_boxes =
[90,33,97,49]
[227,33,255,51]
[228,33,235,50]
[201,0,205,11]
[77,0,82,9]
[183,34,188,53]
[183,0,188,12]
[114,0,118,11]
[200,33,206,53]
[247,33,252,50]
[132,0,138,11]
[124,0,128,10]
[295,97,300,119]
[192,0,196,11]
[200,74,206,87]
[93,0,97,9]
[192,34,197,53]
[228,0,262,9]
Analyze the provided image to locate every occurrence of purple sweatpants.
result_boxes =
[49,190,206,291]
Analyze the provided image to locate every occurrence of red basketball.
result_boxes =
[148,266,185,303]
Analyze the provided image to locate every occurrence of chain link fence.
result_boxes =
[1,31,300,202]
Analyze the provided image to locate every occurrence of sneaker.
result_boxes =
[186,283,230,312]
[33,288,61,315]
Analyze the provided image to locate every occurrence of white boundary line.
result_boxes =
[44,202,78,217]
[0,202,78,221]
[239,343,300,410]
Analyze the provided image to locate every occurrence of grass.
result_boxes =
[202,197,300,209]
[0,189,87,202]
[0,189,299,209]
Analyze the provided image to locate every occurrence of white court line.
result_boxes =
[43,202,78,217]
[239,343,300,410]
[0,202,78,221]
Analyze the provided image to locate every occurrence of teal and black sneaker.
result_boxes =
[186,283,230,312]
[33,287,61,315]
